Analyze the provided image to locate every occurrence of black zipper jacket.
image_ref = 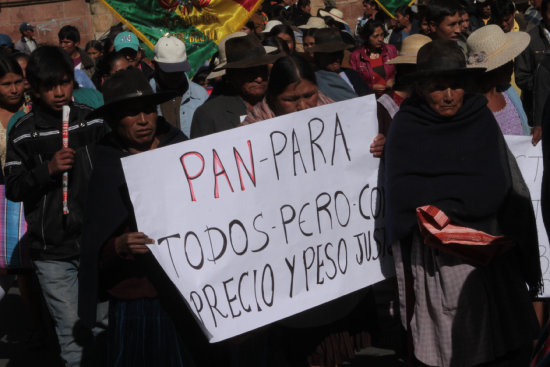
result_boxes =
[4,102,106,260]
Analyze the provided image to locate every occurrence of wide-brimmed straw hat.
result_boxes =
[318,8,348,25]
[308,28,352,53]
[215,34,282,70]
[411,39,486,79]
[466,24,530,72]
[386,34,432,65]
[299,17,328,29]
[87,68,177,119]
[262,20,283,33]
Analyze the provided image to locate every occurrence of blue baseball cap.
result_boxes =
[0,34,14,48]
[114,31,140,52]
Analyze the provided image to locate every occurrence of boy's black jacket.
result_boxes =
[4,102,106,260]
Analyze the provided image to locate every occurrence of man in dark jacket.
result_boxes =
[190,34,281,138]
[515,0,550,145]
[4,46,107,367]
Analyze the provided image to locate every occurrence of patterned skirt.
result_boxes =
[0,185,30,270]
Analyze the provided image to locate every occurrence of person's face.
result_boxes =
[36,75,73,112]
[156,69,189,91]
[482,4,492,18]
[273,79,319,115]
[368,26,385,49]
[498,13,515,32]
[23,29,34,39]
[240,25,252,34]
[420,18,430,35]
[461,13,470,32]
[316,51,343,72]
[396,12,410,27]
[114,103,157,151]
[424,78,465,117]
[110,58,130,75]
[277,33,294,52]
[364,2,374,16]
[431,12,461,41]
[231,66,269,101]
[304,35,315,50]
[0,73,24,108]
[87,47,102,60]
[59,38,79,57]
[301,3,311,13]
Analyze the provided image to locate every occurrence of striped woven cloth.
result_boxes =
[0,185,29,269]
[416,205,515,265]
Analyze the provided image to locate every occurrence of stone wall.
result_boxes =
[0,0,96,47]
[0,0,366,49]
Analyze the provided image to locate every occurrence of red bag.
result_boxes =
[416,205,515,265]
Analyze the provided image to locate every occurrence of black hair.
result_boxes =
[395,4,414,18]
[12,52,29,64]
[427,0,461,25]
[359,20,386,43]
[85,40,103,53]
[58,25,80,43]
[0,54,23,79]
[269,24,296,50]
[95,51,128,80]
[298,0,311,9]
[26,46,74,92]
[118,47,138,60]
[476,61,514,93]
[491,0,516,19]
[262,36,291,55]
[267,55,316,109]
[363,0,379,9]
[303,28,318,38]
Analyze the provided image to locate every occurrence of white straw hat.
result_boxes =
[318,8,348,25]
[299,17,328,29]
[466,24,530,72]
[262,20,283,33]
[386,34,432,64]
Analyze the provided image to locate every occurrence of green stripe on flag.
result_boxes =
[100,0,218,76]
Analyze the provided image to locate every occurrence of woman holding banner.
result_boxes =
[243,54,386,366]
[79,68,202,366]
[243,54,386,158]
[385,39,542,366]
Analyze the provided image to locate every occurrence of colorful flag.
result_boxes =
[100,0,263,75]
[375,0,415,18]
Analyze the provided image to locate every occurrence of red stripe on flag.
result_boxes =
[232,0,256,11]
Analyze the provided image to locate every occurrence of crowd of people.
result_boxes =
[0,0,550,365]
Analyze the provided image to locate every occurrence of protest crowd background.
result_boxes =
[2,0,550,365]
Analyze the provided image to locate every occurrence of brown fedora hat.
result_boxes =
[308,28,352,53]
[216,34,282,70]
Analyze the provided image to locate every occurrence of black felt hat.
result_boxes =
[411,39,486,79]
[87,68,177,119]
[308,28,352,53]
[216,34,282,70]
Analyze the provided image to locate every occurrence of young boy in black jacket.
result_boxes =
[4,46,106,367]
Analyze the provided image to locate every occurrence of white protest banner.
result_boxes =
[122,95,393,342]
[504,136,550,297]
